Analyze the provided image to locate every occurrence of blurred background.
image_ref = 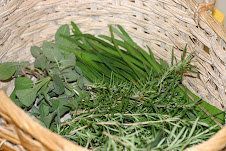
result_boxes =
[196,0,225,26]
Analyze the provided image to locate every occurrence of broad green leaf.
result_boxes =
[44,98,71,128]
[39,102,50,119]
[34,55,47,69]
[78,77,85,89]
[15,77,33,90]
[64,69,80,82]
[60,53,76,70]
[59,35,90,51]
[17,62,30,66]
[15,88,37,107]
[39,82,51,106]
[46,81,55,92]
[53,74,65,95]
[0,62,16,80]
[42,111,57,128]
[16,77,51,107]
[55,24,78,50]
[10,77,33,107]
[50,98,71,115]
[42,42,62,62]
[55,24,70,43]
[31,106,40,116]
[65,88,75,97]
[31,46,42,58]
[74,66,83,75]
[10,90,17,101]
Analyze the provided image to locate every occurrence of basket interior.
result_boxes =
[0,0,226,151]
[0,0,225,109]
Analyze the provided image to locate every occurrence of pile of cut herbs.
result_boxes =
[0,22,225,151]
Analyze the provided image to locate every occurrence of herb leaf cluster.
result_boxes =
[0,22,224,150]
[1,33,88,128]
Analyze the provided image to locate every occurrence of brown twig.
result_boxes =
[69,124,91,135]
[61,113,170,126]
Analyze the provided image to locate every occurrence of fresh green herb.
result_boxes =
[58,77,219,150]
[1,35,88,127]
[0,22,224,150]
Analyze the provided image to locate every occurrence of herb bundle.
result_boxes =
[0,22,224,150]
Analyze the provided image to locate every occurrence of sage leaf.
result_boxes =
[15,88,37,107]
[51,98,71,116]
[55,24,70,43]
[55,24,78,50]
[60,53,76,70]
[42,111,57,128]
[53,74,65,95]
[65,88,75,97]
[39,82,52,106]
[10,77,33,106]
[15,77,33,89]
[16,77,51,107]
[64,70,80,82]
[31,46,42,58]
[0,62,16,80]
[31,106,40,116]
[74,66,83,75]
[34,55,47,69]
[42,42,62,62]
[78,77,85,89]
[10,90,17,101]
[39,102,50,119]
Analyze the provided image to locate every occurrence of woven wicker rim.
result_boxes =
[0,0,225,150]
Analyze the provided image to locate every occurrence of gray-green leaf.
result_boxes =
[53,74,65,95]
[55,24,78,50]
[0,62,16,80]
[42,42,62,62]
[39,102,50,119]
[64,70,80,82]
[31,106,40,116]
[15,88,37,107]
[60,53,76,70]
[42,111,57,128]
[15,77,33,89]
[78,77,85,89]
[31,46,42,58]
[34,55,47,69]
[50,98,71,116]
[15,77,51,107]
[55,24,70,43]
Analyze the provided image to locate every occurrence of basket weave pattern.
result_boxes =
[0,89,89,151]
[0,0,226,150]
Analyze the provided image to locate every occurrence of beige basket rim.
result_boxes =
[0,0,225,151]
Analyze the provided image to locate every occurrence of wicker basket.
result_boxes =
[0,0,225,150]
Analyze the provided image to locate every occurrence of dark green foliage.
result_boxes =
[0,22,224,150]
